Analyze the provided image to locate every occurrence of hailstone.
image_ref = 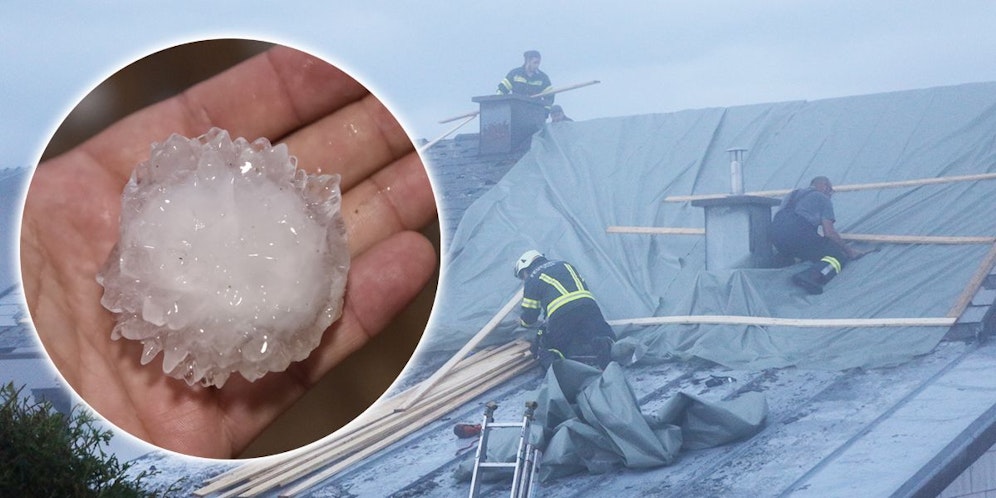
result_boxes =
[97,128,349,388]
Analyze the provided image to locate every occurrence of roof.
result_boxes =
[427,133,529,248]
[194,82,996,496]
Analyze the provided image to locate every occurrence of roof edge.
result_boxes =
[892,399,996,497]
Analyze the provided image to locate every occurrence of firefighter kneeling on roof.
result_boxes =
[513,250,615,369]
[770,176,864,294]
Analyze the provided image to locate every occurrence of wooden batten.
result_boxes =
[606,226,705,235]
[663,172,996,203]
[195,338,536,497]
[605,226,994,245]
[947,242,996,319]
[397,289,523,412]
[607,315,956,328]
[278,355,534,497]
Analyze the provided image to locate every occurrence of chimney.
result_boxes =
[471,94,548,155]
[728,147,746,194]
[691,148,781,270]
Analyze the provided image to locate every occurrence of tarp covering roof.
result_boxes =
[197,82,996,497]
[431,82,996,372]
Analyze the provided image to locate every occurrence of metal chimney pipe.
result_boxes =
[727,147,747,195]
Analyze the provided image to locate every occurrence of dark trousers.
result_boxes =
[542,301,615,367]
[770,211,847,265]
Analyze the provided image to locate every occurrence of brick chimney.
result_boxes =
[471,94,548,155]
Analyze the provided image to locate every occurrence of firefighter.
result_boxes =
[549,105,573,123]
[513,250,615,368]
[497,50,554,107]
[770,176,863,294]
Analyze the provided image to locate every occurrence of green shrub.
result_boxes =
[0,382,156,497]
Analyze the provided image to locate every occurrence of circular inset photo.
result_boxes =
[19,39,439,459]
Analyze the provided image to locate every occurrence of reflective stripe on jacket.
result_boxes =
[519,260,596,327]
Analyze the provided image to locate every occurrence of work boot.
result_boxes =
[592,336,615,369]
[792,266,825,295]
[792,257,841,295]
[816,256,842,283]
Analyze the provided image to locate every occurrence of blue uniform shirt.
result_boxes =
[781,187,835,228]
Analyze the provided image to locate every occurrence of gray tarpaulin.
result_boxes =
[454,360,767,482]
[429,82,996,371]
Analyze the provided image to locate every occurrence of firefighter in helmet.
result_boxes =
[513,250,615,368]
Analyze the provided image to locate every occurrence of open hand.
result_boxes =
[19,46,437,458]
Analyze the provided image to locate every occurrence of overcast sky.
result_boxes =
[4,1,996,169]
[4,0,996,462]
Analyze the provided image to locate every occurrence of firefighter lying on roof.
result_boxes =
[513,250,615,369]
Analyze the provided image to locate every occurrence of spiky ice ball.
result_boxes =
[97,128,349,388]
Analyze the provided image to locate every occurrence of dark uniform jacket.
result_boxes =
[497,67,553,106]
[519,260,613,345]
[519,259,615,368]
[520,260,594,327]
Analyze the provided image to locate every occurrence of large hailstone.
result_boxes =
[97,128,349,388]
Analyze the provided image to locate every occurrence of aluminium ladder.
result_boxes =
[468,400,541,497]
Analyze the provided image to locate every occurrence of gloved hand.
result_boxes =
[536,347,565,370]
[529,329,544,356]
[529,326,548,355]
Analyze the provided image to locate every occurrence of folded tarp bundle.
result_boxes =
[455,360,768,483]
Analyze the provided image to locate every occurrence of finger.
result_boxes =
[77,45,369,178]
[342,152,438,256]
[282,93,414,190]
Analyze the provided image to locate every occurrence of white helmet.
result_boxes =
[514,250,544,278]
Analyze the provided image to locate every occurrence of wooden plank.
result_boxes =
[193,460,276,496]
[396,289,523,412]
[276,357,533,497]
[277,358,536,497]
[947,242,996,318]
[195,342,528,496]
[419,114,477,151]
[663,172,996,203]
[200,342,533,497]
[332,342,527,438]
[665,189,789,203]
[606,315,956,328]
[840,233,995,245]
[336,343,531,445]
[438,80,600,124]
[234,354,530,497]
[438,110,480,124]
[530,79,601,99]
[197,341,533,497]
[605,226,994,245]
[606,226,705,235]
[244,352,534,497]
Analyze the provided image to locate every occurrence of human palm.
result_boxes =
[19,46,437,458]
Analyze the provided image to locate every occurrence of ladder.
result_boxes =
[468,400,541,498]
